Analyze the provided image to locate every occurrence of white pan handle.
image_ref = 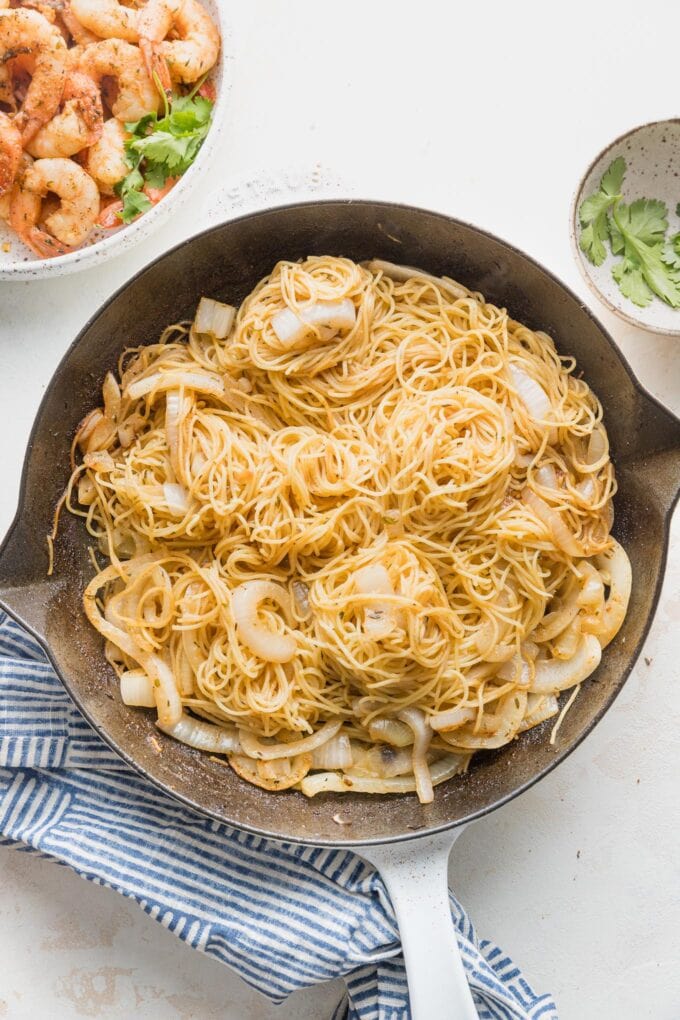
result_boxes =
[360,827,477,1020]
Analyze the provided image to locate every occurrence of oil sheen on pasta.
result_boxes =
[66,256,632,803]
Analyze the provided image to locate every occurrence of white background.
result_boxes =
[1,1,679,1017]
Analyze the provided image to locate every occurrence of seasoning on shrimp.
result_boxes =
[9,155,100,255]
[26,71,103,158]
[0,7,67,142]
[0,0,221,259]
[0,110,22,196]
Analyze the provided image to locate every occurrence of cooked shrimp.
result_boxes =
[142,0,219,88]
[63,41,86,69]
[26,71,103,157]
[60,1,98,44]
[78,38,160,121]
[0,8,67,142]
[69,0,137,42]
[9,0,60,26]
[9,155,99,255]
[0,110,21,195]
[83,114,127,194]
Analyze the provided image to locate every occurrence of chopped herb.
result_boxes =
[578,157,680,309]
[112,90,214,224]
[578,157,625,266]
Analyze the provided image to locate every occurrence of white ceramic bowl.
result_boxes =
[570,119,680,337]
[0,0,230,281]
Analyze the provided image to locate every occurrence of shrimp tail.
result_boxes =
[63,71,104,146]
[140,37,171,96]
[23,224,72,258]
[97,198,122,228]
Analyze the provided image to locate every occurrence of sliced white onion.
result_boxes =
[355,563,399,638]
[102,372,121,421]
[529,634,602,694]
[534,584,580,642]
[347,743,412,778]
[576,476,596,502]
[593,540,632,648]
[397,707,433,804]
[77,474,97,505]
[509,364,552,424]
[238,719,342,761]
[577,561,605,611]
[271,298,356,347]
[299,754,467,798]
[229,752,311,791]
[365,260,467,299]
[535,464,559,490]
[586,427,607,466]
[310,733,353,770]
[523,486,584,557]
[120,670,156,707]
[292,580,311,619]
[193,297,236,339]
[429,707,476,732]
[231,580,296,663]
[127,370,225,401]
[366,718,414,747]
[163,482,190,515]
[158,712,241,753]
[442,691,527,750]
[518,694,559,731]
[83,450,115,472]
[552,620,580,660]
[165,389,183,476]
[496,653,533,686]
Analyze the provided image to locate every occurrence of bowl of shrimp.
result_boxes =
[0,0,229,279]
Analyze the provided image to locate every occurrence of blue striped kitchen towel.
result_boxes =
[0,609,558,1019]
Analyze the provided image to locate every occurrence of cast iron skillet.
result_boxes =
[1,202,678,1018]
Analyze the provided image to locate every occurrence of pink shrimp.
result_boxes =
[0,8,67,143]
[26,70,103,157]
[138,0,218,93]
[0,110,22,196]
[9,155,100,256]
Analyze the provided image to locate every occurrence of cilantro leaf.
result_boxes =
[600,156,626,197]
[611,202,680,308]
[611,257,654,307]
[119,189,153,224]
[662,232,680,271]
[614,198,668,246]
[578,156,626,265]
[113,166,153,224]
[114,92,214,225]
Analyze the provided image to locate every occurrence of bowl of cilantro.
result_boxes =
[571,119,680,336]
[0,0,229,280]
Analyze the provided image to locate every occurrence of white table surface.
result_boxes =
[1,2,679,1017]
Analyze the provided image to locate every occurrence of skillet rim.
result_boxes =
[0,199,678,847]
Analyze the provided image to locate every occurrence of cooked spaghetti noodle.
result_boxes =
[63,256,632,802]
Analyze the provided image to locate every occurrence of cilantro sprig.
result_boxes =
[114,84,214,225]
[578,157,680,309]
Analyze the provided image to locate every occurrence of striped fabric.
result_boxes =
[0,610,558,1019]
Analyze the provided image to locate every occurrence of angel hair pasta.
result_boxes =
[61,256,632,803]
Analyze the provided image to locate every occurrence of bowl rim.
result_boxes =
[569,117,680,338]
[1,199,678,846]
[0,0,231,280]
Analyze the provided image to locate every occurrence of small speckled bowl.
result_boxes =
[570,119,680,336]
[0,0,230,281]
